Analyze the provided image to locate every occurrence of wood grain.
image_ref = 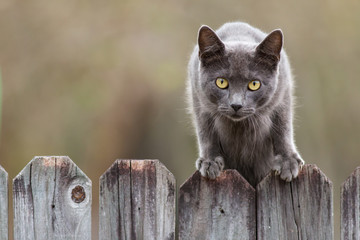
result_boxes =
[257,164,333,240]
[13,156,92,240]
[0,165,8,240]
[178,170,256,240]
[99,159,176,240]
[341,166,360,240]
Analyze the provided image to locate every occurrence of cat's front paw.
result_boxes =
[196,156,224,179]
[272,153,304,182]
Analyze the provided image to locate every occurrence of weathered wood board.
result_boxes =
[0,165,8,240]
[13,156,92,240]
[341,166,360,240]
[99,159,176,240]
[257,164,333,240]
[178,170,256,240]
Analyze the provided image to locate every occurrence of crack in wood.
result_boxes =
[290,182,300,240]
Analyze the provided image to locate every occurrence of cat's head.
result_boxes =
[197,25,283,121]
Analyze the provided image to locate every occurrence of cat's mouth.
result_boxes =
[229,113,253,121]
[220,107,256,121]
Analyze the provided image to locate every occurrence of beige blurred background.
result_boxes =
[1,0,360,238]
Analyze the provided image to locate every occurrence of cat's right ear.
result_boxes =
[198,25,225,64]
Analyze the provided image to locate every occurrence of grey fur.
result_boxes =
[187,22,304,186]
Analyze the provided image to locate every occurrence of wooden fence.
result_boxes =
[0,156,359,239]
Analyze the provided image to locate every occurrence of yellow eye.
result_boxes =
[248,80,261,91]
[216,78,229,89]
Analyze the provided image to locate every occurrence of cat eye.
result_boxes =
[248,80,261,91]
[216,77,229,89]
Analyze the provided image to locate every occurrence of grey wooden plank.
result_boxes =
[341,166,360,240]
[99,159,176,240]
[257,164,333,240]
[13,156,92,240]
[99,160,132,240]
[178,170,256,240]
[0,165,8,240]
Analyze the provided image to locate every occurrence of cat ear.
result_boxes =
[255,29,283,66]
[198,25,225,64]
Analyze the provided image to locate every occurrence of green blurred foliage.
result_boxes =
[1,0,360,238]
[0,70,2,136]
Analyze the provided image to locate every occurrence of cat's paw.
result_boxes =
[272,153,304,182]
[196,156,224,179]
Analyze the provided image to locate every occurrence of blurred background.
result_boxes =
[1,0,360,238]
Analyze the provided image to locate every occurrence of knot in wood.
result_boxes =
[71,185,86,203]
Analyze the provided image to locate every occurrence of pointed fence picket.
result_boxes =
[0,165,8,240]
[257,164,333,239]
[341,167,360,240]
[178,170,256,240]
[0,157,360,239]
[13,156,92,240]
[99,159,175,240]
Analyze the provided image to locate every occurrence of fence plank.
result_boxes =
[99,159,176,240]
[257,164,333,240]
[0,165,8,240]
[178,170,256,240]
[341,166,360,240]
[13,156,92,240]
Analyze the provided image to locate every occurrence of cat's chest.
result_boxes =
[217,122,262,147]
[215,117,273,158]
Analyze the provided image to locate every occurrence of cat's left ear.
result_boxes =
[255,29,283,66]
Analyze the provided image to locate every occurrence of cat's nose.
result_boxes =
[231,104,243,112]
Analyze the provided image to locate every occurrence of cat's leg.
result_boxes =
[194,113,225,179]
[271,107,305,182]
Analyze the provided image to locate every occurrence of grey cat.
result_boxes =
[187,22,304,186]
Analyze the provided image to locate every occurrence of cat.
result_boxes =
[187,22,304,187]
